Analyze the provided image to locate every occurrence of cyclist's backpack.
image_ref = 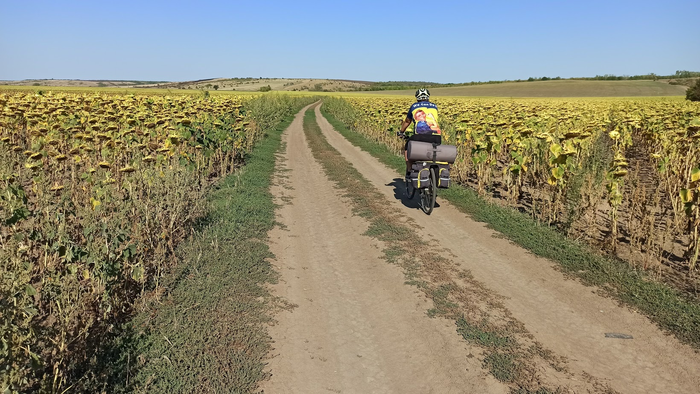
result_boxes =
[437,164,450,188]
[410,163,431,189]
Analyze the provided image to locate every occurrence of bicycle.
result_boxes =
[398,132,452,215]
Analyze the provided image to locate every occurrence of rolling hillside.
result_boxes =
[369,79,689,97]
[1,78,691,97]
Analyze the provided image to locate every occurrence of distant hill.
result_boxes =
[0,77,375,92]
[0,77,693,97]
[0,79,167,88]
[138,77,374,92]
[367,80,689,98]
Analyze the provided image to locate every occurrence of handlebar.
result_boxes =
[396,131,409,141]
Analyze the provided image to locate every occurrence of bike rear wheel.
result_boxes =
[405,174,416,199]
[420,167,437,215]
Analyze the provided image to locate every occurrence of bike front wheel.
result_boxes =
[420,167,437,215]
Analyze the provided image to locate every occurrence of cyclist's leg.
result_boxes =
[404,139,413,176]
[405,156,415,176]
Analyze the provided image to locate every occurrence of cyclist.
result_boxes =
[398,88,442,177]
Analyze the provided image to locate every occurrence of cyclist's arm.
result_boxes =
[399,113,412,133]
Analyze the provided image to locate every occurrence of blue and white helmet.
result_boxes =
[415,88,430,101]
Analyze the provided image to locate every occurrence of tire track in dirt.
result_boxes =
[262,105,507,393]
[314,105,700,394]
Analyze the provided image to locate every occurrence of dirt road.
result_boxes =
[261,105,700,393]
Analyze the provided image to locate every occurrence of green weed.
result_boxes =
[484,352,519,383]
[456,317,514,349]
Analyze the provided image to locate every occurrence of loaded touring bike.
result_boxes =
[398,133,457,215]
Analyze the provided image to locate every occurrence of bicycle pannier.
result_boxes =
[438,164,450,188]
[410,163,431,189]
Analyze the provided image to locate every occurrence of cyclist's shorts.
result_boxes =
[405,134,441,151]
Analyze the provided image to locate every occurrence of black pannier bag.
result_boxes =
[410,163,431,189]
[437,164,450,188]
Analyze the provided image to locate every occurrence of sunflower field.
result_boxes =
[323,96,700,278]
[0,91,313,392]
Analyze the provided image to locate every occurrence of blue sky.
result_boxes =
[1,0,698,83]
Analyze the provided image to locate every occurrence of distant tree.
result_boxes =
[259,85,272,92]
[676,70,692,78]
[213,85,219,90]
[686,79,700,101]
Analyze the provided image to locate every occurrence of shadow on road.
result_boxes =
[386,177,440,211]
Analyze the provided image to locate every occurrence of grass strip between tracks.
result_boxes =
[304,106,569,392]
[98,111,300,393]
[319,103,700,350]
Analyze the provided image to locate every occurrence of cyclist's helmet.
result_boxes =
[415,88,430,101]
